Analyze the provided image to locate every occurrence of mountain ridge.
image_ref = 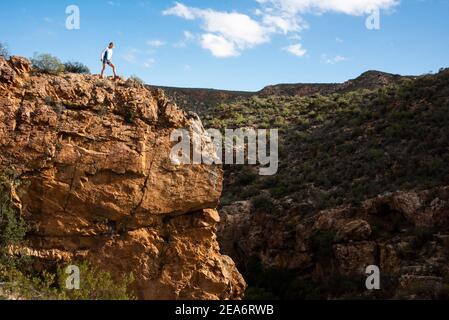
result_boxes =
[149,70,415,115]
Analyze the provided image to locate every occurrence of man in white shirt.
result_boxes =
[100,42,117,79]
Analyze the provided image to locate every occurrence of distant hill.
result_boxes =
[146,85,254,115]
[258,70,411,97]
[150,71,413,115]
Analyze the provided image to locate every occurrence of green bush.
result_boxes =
[126,75,144,87]
[0,42,9,58]
[410,227,435,251]
[0,262,135,300]
[0,171,28,268]
[124,107,138,124]
[309,230,336,264]
[64,61,90,74]
[244,287,277,300]
[0,171,134,300]
[235,166,258,185]
[57,262,135,300]
[436,284,449,300]
[251,194,275,213]
[0,267,60,300]
[31,53,65,74]
[323,273,365,298]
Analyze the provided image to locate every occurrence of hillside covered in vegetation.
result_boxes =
[168,68,449,300]
[206,69,449,211]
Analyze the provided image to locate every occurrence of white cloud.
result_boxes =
[163,1,400,58]
[289,34,302,40]
[321,54,347,64]
[122,48,156,68]
[262,14,307,33]
[146,40,166,47]
[122,48,140,63]
[164,3,271,57]
[283,43,307,57]
[183,31,195,40]
[201,11,269,48]
[201,34,239,58]
[333,55,347,62]
[143,58,156,68]
[162,2,195,19]
[174,30,196,48]
[107,1,120,7]
[256,0,399,16]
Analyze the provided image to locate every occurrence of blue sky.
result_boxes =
[0,0,448,91]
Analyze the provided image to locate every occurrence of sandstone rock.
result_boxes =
[311,206,351,232]
[217,201,253,265]
[217,183,449,300]
[0,56,31,87]
[379,243,401,274]
[0,57,15,85]
[398,275,443,298]
[335,219,372,243]
[363,191,433,227]
[0,56,246,300]
[333,241,377,275]
[9,56,32,76]
[218,201,312,271]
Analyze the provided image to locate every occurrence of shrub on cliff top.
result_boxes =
[31,53,65,74]
[0,42,9,59]
[125,75,145,88]
[64,61,90,74]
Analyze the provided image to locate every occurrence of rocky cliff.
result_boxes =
[219,189,449,299]
[0,56,246,300]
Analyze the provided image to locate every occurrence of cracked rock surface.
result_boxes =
[0,56,246,300]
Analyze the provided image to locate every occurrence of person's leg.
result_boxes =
[100,62,106,78]
[109,62,117,78]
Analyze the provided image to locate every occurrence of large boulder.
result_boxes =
[0,57,246,300]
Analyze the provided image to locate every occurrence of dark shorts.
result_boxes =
[102,53,112,65]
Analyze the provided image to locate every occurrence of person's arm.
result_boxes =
[100,48,106,61]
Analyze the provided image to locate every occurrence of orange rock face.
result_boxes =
[0,56,246,299]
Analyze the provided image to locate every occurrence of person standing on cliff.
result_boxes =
[100,42,118,79]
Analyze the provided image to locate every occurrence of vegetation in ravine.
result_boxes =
[197,68,449,300]
[201,68,449,215]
